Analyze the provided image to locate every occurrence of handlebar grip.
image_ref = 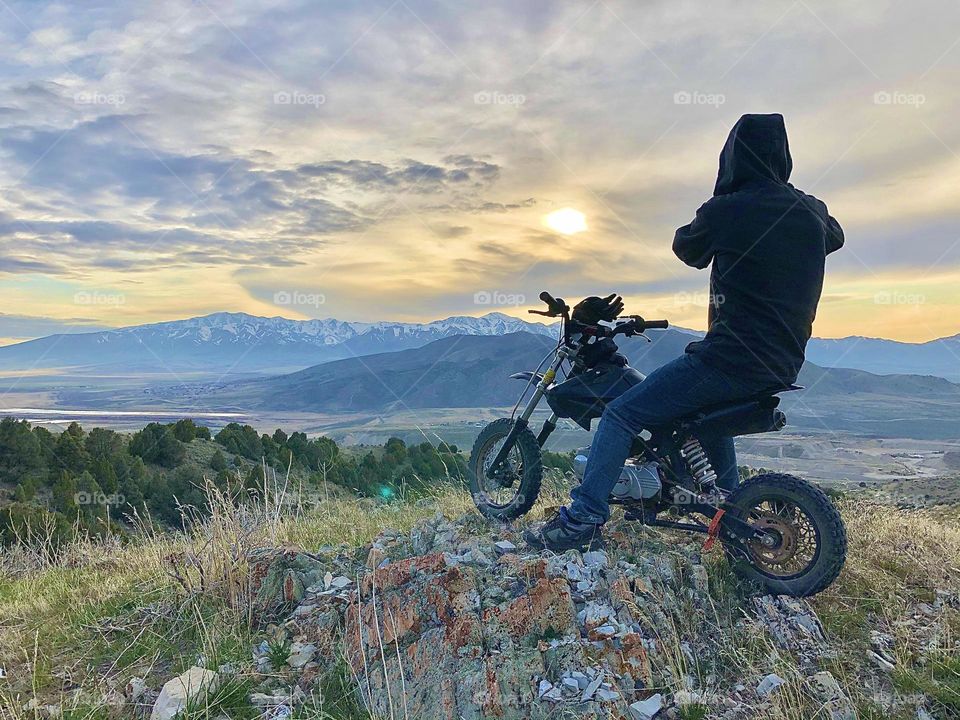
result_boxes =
[645,320,669,329]
[539,291,556,305]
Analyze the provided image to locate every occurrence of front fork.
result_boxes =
[486,348,570,476]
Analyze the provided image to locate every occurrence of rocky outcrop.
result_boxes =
[247,512,856,719]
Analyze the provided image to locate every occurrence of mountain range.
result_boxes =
[0,310,956,382]
[804,334,960,382]
[0,311,555,375]
[207,331,960,440]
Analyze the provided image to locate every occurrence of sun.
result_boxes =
[545,207,587,235]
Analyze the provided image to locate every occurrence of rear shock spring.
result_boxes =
[680,437,718,489]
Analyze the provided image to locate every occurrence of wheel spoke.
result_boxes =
[743,499,819,580]
[478,435,524,508]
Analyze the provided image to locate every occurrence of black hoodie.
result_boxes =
[673,114,844,386]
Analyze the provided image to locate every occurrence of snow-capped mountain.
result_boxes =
[0,312,557,376]
[1,309,956,383]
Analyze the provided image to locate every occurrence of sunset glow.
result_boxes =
[545,208,588,235]
[0,3,956,343]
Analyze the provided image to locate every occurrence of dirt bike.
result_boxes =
[468,292,847,597]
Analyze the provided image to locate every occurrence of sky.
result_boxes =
[0,0,958,344]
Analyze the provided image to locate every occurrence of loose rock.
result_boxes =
[756,673,787,697]
[628,693,664,720]
[150,667,219,720]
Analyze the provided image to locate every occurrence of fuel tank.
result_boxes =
[545,363,644,429]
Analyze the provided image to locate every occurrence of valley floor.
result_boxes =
[6,397,960,500]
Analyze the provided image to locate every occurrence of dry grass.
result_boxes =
[0,477,480,719]
[809,500,960,718]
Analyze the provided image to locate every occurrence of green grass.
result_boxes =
[678,704,710,720]
[263,637,292,672]
[294,661,373,720]
[181,676,260,720]
[0,483,480,716]
[56,706,112,720]
[894,653,960,715]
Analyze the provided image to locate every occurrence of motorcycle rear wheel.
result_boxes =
[722,472,847,597]
[468,418,542,521]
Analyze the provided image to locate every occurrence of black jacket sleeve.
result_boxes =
[825,213,844,255]
[673,201,716,269]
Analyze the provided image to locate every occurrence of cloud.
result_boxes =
[0,256,65,274]
[0,312,108,339]
[0,0,957,339]
[430,224,472,239]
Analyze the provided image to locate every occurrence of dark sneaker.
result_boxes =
[523,509,604,552]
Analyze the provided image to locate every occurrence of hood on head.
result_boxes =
[714,113,792,195]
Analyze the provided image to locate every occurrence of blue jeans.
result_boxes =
[568,353,768,525]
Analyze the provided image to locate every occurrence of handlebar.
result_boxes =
[528,291,669,336]
[576,315,669,338]
[529,291,570,318]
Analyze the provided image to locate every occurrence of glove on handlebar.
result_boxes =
[571,294,624,324]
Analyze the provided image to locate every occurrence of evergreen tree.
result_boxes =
[171,418,211,443]
[384,437,407,464]
[51,471,79,518]
[215,423,263,460]
[55,429,90,475]
[129,423,186,468]
[92,457,119,494]
[0,418,43,484]
[85,427,123,460]
[210,449,228,472]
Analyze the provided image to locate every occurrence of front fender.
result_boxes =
[509,371,544,382]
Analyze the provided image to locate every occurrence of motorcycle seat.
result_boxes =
[683,384,803,418]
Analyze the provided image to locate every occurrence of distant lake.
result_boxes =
[1,408,248,428]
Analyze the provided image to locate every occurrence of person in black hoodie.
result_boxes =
[526,113,844,552]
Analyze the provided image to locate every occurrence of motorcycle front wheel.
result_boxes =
[468,418,543,521]
[722,472,847,597]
